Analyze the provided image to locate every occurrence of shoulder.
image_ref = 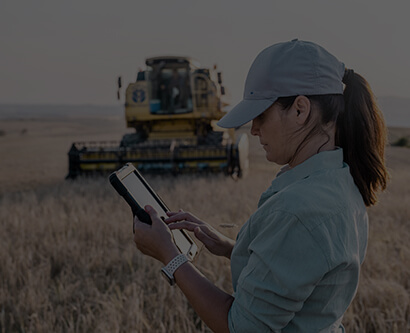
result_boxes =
[250,167,367,267]
[263,164,364,227]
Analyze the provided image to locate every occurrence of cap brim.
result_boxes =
[217,99,276,128]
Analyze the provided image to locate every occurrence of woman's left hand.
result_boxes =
[133,205,180,264]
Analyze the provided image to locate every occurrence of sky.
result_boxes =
[1,0,409,106]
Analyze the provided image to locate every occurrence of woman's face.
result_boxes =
[250,102,299,165]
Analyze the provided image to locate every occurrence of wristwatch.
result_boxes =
[161,253,189,286]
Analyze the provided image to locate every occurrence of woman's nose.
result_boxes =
[251,120,260,136]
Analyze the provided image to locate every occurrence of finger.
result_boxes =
[164,212,199,224]
[166,209,184,217]
[168,221,199,232]
[164,213,183,223]
[164,211,190,222]
[198,224,220,241]
[194,227,217,248]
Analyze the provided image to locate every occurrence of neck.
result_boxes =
[289,132,336,168]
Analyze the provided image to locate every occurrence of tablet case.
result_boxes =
[109,171,152,225]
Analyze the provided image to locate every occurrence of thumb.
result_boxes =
[144,205,161,223]
[194,227,213,247]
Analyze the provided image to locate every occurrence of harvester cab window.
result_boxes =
[194,69,216,109]
[136,71,145,81]
[194,76,208,108]
[151,67,191,115]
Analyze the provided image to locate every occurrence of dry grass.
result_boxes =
[1,160,409,332]
[0,176,257,332]
[342,149,410,332]
[0,119,409,332]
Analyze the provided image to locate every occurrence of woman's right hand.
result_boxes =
[164,210,235,259]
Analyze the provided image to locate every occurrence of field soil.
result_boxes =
[0,114,409,332]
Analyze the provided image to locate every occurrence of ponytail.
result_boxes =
[336,69,389,206]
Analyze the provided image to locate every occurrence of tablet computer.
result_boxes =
[109,163,198,260]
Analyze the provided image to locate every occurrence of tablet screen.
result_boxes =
[121,170,196,257]
[122,171,167,218]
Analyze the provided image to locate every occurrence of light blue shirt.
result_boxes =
[228,149,368,332]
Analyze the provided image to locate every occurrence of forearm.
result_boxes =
[161,246,233,332]
[174,260,234,333]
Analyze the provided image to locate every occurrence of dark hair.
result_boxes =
[276,71,388,207]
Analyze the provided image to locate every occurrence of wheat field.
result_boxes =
[0,116,409,332]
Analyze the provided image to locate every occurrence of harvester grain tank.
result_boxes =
[66,56,248,178]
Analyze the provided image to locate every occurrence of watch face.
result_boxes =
[161,268,175,286]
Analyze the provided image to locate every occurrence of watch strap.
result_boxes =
[161,253,189,285]
[164,253,189,276]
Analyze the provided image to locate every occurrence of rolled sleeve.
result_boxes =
[229,211,329,332]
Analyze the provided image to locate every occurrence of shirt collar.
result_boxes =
[258,148,345,207]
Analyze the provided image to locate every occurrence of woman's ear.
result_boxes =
[292,95,311,125]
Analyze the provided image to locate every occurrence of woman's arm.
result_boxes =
[171,255,234,333]
[133,206,234,333]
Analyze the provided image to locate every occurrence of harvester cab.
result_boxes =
[67,56,249,179]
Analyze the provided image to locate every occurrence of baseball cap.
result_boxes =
[217,39,345,128]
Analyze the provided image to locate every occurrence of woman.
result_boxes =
[133,39,388,332]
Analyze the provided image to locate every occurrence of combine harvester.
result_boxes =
[66,56,249,179]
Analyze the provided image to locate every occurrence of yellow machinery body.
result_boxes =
[67,56,248,178]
